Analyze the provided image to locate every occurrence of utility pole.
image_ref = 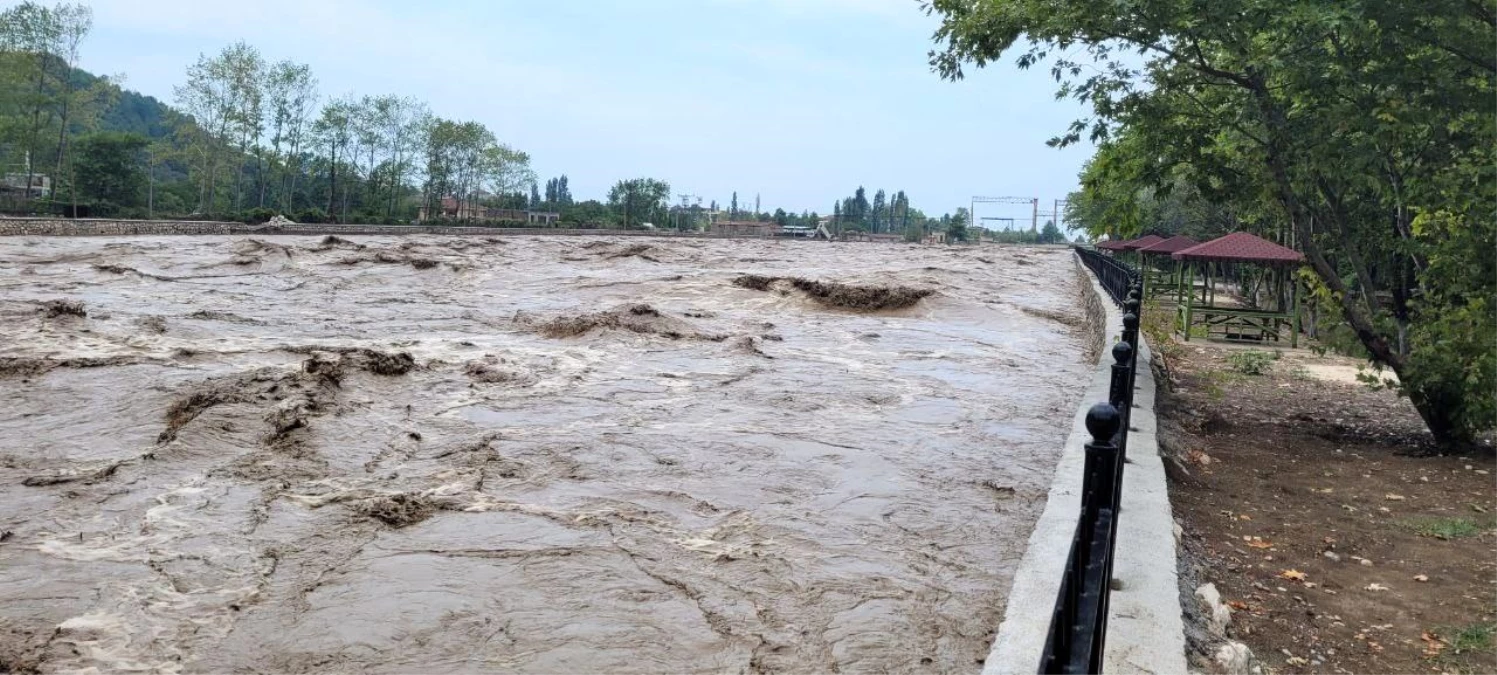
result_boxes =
[1032,198,1039,232]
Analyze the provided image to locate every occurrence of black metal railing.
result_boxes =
[1039,255,1144,674]
[1075,247,1136,306]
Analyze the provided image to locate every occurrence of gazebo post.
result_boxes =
[1181,262,1194,341]
[1290,270,1301,348]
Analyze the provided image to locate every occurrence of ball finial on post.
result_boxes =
[1085,403,1122,443]
[1123,312,1140,331]
[1112,341,1133,365]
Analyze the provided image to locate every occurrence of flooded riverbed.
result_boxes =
[0,235,1092,673]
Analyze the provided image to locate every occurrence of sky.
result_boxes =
[62,0,1096,223]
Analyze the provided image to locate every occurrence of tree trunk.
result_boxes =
[326,143,337,220]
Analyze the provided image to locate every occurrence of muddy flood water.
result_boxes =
[0,235,1093,674]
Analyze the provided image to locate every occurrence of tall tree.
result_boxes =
[48,3,91,211]
[174,41,261,213]
[312,96,353,220]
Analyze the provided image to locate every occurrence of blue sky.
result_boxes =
[68,0,1094,222]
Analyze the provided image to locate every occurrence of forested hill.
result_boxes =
[89,75,175,140]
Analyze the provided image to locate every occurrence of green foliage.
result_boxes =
[561,199,610,227]
[607,178,670,228]
[946,207,969,242]
[71,131,146,213]
[242,207,277,224]
[1225,350,1275,376]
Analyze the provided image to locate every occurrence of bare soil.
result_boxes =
[1159,342,1497,674]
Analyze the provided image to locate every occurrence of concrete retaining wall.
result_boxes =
[980,256,1186,674]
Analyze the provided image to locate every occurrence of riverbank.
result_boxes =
[1156,338,1496,674]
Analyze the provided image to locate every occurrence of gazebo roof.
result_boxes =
[1138,235,1200,256]
[1095,238,1130,251]
[1119,234,1165,251]
[1173,232,1305,265]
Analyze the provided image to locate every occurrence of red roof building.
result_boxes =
[1095,238,1131,251]
[1120,234,1164,251]
[1172,232,1305,265]
[1137,235,1199,256]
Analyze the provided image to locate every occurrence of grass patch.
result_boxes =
[1403,516,1492,540]
[1445,622,1496,654]
[1199,369,1246,401]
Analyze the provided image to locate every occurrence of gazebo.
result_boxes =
[1173,232,1306,347]
[1118,234,1164,269]
[1136,235,1199,303]
[1095,238,1130,255]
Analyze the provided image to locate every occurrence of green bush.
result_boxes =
[295,208,328,224]
[1226,350,1275,376]
[243,207,278,224]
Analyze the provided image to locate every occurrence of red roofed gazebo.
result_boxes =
[1137,236,1199,303]
[1119,234,1164,251]
[1172,232,1306,347]
[1138,235,1199,256]
[1094,238,1131,252]
[1172,232,1306,266]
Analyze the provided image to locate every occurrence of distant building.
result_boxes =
[1,173,51,198]
[775,225,816,238]
[418,196,558,224]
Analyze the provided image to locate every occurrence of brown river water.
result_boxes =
[0,235,1092,674]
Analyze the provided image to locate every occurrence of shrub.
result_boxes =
[1226,350,1275,376]
[243,207,278,224]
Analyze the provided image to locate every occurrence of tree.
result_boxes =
[730,191,738,218]
[174,41,262,213]
[608,178,670,228]
[48,3,91,213]
[852,186,869,227]
[927,0,1495,444]
[1040,220,1062,244]
[947,207,969,242]
[871,189,887,233]
[0,2,62,195]
[312,97,353,219]
[562,199,609,226]
[529,181,540,209]
[72,131,146,212]
[264,60,317,213]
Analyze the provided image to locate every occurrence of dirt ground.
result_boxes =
[1156,337,1497,675]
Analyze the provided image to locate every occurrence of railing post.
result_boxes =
[1108,341,1133,462]
[1079,403,1122,674]
[1123,290,1141,401]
